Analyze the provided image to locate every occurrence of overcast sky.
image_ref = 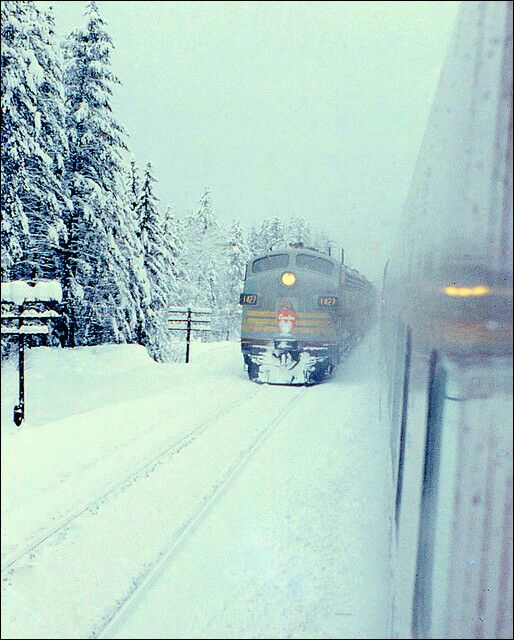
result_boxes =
[37,0,460,279]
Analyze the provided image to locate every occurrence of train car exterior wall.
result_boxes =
[381,2,513,638]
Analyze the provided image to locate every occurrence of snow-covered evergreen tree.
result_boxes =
[120,158,152,345]
[223,219,249,338]
[62,1,136,346]
[182,188,224,309]
[247,216,329,258]
[137,163,173,360]
[1,1,68,281]
[265,217,287,251]
[180,188,234,339]
[246,223,260,257]
[288,217,312,247]
[127,160,141,226]
[22,4,69,281]
[247,217,288,255]
[162,204,186,306]
[1,1,35,280]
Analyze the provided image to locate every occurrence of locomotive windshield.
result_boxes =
[296,254,335,275]
[252,254,289,273]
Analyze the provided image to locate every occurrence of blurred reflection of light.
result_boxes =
[442,285,490,297]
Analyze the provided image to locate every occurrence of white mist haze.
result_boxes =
[37,0,460,279]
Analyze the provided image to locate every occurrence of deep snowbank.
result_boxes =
[1,341,244,432]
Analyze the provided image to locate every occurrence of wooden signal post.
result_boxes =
[168,306,212,363]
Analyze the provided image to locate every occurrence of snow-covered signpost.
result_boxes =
[168,306,212,363]
[1,281,62,426]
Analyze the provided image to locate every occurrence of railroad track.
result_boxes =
[1,386,264,575]
[92,387,306,639]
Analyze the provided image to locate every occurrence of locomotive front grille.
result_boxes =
[242,310,333,334]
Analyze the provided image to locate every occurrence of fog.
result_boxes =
[37,0,459,280]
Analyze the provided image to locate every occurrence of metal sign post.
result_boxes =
[1,280,62,426]
[185,308,192,363]
[168,306,212,363]
[16,321,25,426]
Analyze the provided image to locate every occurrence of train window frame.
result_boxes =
[295,254,335,275]
[251,254,289,273]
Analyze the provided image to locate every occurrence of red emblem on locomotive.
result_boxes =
[276,301,296,334]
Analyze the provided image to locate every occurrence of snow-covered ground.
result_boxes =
[1,338,392,639]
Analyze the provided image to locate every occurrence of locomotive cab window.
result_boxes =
[252,254,289,273]
[296,254,335,275]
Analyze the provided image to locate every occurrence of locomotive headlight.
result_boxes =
[281,272,296,286]
[442,285,490,297]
